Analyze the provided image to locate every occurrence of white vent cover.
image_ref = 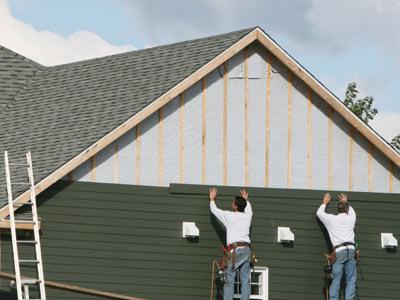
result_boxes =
[381,233,398,248]
[182,222,200,238]
[277,227,295,243]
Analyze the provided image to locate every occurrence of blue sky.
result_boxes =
[8,0,143,46]
[2,0,400,140]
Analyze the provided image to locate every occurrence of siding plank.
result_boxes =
[1,180,399,300]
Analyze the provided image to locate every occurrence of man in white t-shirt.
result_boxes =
[316,192,357,300]
[209,188,253,300]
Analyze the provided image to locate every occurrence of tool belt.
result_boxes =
[326,252,337,265]
[221,242,256,271]
[228,242,251,250]
[326,242,360,265]
[334,242,355,250]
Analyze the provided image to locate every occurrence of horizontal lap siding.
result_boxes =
[2,181,400,300]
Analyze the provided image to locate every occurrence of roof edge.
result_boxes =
[48,27,258,68]
[0,45,44,70]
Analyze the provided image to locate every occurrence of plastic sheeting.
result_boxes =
[163,96,180,185]
[118,127,136,185]
[291,76,308,189]
[70,43,399,194]
[183,80,202,184]
[332,113,350,191]
[140,112,159,186]
[311,94,329,190]
[248,45,267,187]
[226,51,245,186]
[352,131,369,191]
[73,159,90,181]
[96,142,114,183]
[269,56,289,188]
[372,146,390,192]
[205,67,223,185]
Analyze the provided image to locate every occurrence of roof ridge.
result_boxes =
[0,63,43,119]
[0,27,257,70]
[0,45,44,70]
[48,27,258,68]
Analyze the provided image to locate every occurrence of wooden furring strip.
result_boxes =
[349,127,355,191]
[0,272,145,300]
[265,53,271,187]
[114,144,119,183]
[256,29,399,169]
[179,93,185,183]
[202,78,207,184]
[307,87,313,189]
[389,161,394,192]
[287,71,293,188]
[244,48,249,186]
[368,142,373,192]
[158,108,164,186]
[90,156,96,182]
[135,124,141,185]
[223,63,228,185]
[328,106,334,190]
[67,172,73,182]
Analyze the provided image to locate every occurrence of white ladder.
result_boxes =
[4,151,46,300]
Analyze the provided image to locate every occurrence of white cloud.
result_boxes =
[371,113,400,142]
[119,0,319,48]
[0,0,135,66]
[308,0,400,64]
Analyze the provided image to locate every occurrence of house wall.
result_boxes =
[1,180,400,299]
[70,41,400,193]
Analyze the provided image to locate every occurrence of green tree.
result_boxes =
[344,82,378,124]
[391,134,400,153]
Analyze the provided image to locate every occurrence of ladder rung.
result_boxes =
[11,182,30,185]
[15,202,34,206]
[14,220,36,224]
[19,259,40,264]
[17,240,37,244]
[20,279,41,285]
[9,163,29,167]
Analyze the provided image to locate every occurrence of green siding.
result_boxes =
[1,181,400,299]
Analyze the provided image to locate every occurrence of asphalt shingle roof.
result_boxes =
[0,27,256,208]
[0,46,43,108]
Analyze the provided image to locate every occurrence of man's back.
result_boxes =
[210,201,252,245]
[317,206,356,246]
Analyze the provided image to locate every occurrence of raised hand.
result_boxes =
[338,193,348,203]
[240,189,249,201]
[209,187,218,201]
[323,193,331,205]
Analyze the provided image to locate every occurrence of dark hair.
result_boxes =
[337,201,349,213]
[234,196,247,212]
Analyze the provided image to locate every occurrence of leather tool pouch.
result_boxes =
[326,251,337,265]
[250,252,258,265]
[355,249,361,262]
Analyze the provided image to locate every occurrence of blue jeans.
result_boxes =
[329,248,357,300]
[224,246,251,300]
